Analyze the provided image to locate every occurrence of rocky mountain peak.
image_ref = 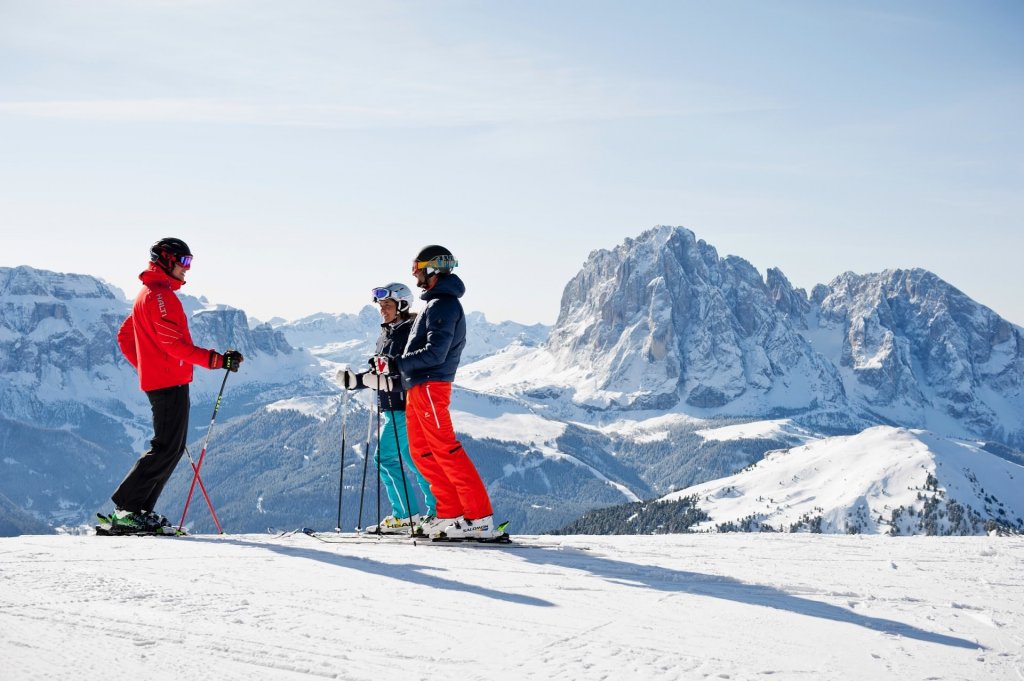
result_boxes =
[766,267,810,322]
[191,307,292,358]
[544,226,845,411]
[809,267,1024,446]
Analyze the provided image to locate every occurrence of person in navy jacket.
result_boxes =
[371,245,499,540]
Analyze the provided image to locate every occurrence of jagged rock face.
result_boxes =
[0,267,127,381]
[546,228,1024,446]
[766,267,809,325]
[815,268,1024,446]
[549,226,845,411]
[190,308,293,357]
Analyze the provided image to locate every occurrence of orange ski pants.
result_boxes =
[405,381,493,520]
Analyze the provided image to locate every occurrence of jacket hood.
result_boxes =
[139,262,184,291]
[421,273,465,301]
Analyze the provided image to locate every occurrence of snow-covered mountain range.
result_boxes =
[0,265,327,527]
[2,225,1022,536]
[278,307,548,367]
[461,226,1024,450]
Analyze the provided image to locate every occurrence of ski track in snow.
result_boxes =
[1,534,1022,681]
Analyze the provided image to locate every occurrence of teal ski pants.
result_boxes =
[376,410,436,519]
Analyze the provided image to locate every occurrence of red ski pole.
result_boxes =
[178,369,231,533]
[183,445,224,533]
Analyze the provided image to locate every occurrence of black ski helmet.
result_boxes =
[414,245,458,275]
[150,238,192,272]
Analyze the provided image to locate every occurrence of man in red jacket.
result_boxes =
[107,238,243,534]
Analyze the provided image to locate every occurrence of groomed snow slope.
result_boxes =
[1,533,1021,680]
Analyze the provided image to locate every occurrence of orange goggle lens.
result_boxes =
[414,255,457,271]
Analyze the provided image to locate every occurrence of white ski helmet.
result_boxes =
[371,282,414,312]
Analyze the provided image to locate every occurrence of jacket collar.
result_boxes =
[421,273,465,300]
[139,262,184,291]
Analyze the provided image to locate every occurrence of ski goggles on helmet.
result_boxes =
[371,287,395,302]
[177,255,193,267]
[413,255,458,272]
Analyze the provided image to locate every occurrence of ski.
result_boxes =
[95,522,187,537]
[300,527,408,543]
[303,533,554,549]
[428,533,512,544]
[425,519,511,542]
[299,522,565,549]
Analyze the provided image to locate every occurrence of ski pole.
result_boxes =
[355,389,375,531]
[178,369,230,533]
[183,445,224,534]
[374,400,382,535]
[335,388,349,532]
[390,409,416,537]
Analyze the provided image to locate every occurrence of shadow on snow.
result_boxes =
[514,546,983,651]
[189,535,554,608]
[192,535,980,650]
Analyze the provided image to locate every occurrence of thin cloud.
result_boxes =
[1,4,774,129]
[0,90,775,129]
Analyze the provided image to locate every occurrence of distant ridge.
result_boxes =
[559,426,1024,535]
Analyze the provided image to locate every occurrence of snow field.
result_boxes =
[1,533,1021,680]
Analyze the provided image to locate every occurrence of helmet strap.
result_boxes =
[156,250,175,274]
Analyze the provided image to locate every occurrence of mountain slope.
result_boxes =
[661,426,1024,534]
[0,490,53,535]
[160,386,650,536]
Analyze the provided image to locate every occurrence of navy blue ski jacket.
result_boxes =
[356,318,413,411]
[396,273,466,390]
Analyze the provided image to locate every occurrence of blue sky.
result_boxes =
[1,1,1021,325]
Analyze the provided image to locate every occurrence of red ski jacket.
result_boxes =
[117,264,214,392]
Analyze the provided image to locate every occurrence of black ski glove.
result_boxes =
[210,349,244,372]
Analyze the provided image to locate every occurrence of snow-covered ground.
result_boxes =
[665,426,1024,535]
[2,533,1021,680]
[694,418,819,444]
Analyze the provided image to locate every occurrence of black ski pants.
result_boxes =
[111,384,190,513]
